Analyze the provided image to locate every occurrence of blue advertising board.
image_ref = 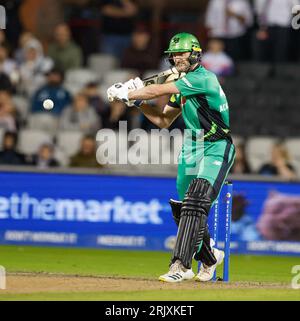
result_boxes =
[0,171,300,256]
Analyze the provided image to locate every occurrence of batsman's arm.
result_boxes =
[138,103,182,129]
[128,82,180,101]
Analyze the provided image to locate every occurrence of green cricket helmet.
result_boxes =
[165,32,202,65]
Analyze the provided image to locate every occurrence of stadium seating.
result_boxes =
[223,77,258,95]
[13,95,30,122]
[231,135,244,146]
[56,131,84,157]
[1,57,299,176]
[27,114,59,135]
[87,54,119,76]
[285,138,300,175]
[246,136,276,172]
[236,62,272,80]
[262,78,296,94]
[64,68,100,95]
[53,147,70,167]
[274,63,300,80]
[102,69,138,88]
[17,129,54,155]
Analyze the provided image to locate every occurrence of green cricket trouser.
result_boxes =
[176,139,236,201]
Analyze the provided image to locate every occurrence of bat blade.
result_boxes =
[142,67,181,86]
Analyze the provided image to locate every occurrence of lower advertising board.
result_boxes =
[0,171,299,255]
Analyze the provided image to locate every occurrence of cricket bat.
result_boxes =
[142,67,186,86]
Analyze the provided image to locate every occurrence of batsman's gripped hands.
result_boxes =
[107,82,129,103]
[107,77,144,107]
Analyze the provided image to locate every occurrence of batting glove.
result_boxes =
[124,77,145,107]
[107,83,118,102]
[125,77,144,91]
[107,82,130,104]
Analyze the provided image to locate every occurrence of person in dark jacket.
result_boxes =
[0,131,26,165]
[121,26,158,75]
[100,0,138,60]
[31,67,72,116]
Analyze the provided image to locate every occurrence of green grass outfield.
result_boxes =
[0,245,300,301]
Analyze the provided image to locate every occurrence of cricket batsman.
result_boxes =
[107,32,236,283]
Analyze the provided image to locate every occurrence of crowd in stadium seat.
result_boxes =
[201,39,235,77]
[0,0,299,177]
[230,140,298,179]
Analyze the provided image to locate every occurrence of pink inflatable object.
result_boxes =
[257,191,300,241]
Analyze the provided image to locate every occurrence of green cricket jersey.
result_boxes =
[169,65,231,142]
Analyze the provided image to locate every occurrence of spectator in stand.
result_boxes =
[83,82,110,126]
[31,67,72,116]
[70,135,102,168]
[59,92,101,134]
[1,0,22,48]
[0,45,17,75]
[0,45,19,87]
[19,38,53,97]
[253,0,299,62]
[14,31,35,65]
[0,30,10,48]
[258,142,297,179]
[121,26,157,75]
[106,100,132,130]
[100,0,139,60]
[0,90,17,132]
[30,143,60,168]
[205,0,253,61]
[48,23,83,72]
[0,131,26,165]
[0,72,13,92]
[230,142,251,174]
[202,39,234,77]
[19,0,64,44]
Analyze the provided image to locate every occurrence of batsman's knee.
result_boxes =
[182,178,215,216]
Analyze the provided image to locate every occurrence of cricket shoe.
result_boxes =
[195,248,225,282]
[159,260,195,283]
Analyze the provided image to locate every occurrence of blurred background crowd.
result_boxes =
[0,0,299,178]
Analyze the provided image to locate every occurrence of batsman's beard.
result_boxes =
[175,60,191,73]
